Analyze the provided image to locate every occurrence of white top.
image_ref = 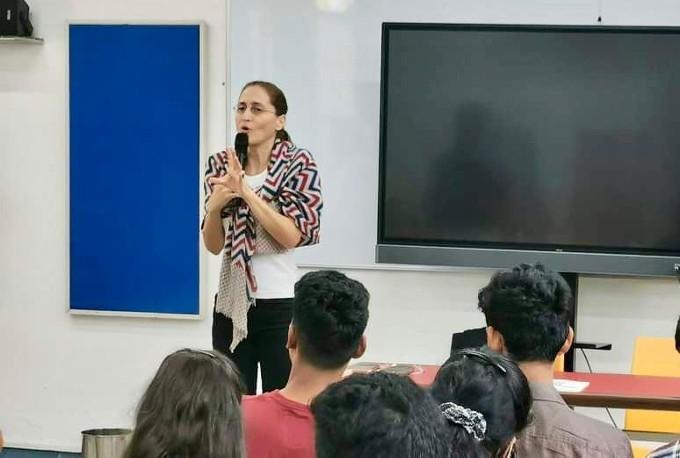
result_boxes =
[244,169,296,299]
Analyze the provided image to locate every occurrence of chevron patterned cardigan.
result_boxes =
[203,140,322,350]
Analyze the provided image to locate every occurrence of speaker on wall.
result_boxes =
[0,0,33,37]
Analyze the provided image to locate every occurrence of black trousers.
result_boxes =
[212,297,293,395]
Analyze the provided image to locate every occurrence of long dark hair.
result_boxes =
[241,80,291,142]
[125,349,245,458]
[431,347,532,457]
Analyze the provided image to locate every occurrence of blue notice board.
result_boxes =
[69,24,201,315]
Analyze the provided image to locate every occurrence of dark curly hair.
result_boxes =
[292,270,369,369]
[478,263,573,362]
[311,372,482,458]
[125,349,244,458]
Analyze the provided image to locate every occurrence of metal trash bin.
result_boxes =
[81,428,132,458]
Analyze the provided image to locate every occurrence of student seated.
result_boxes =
[125,348,244,458]
[311,371,487,458]
[431,347,532,458]
[243,270,370,458]
[478,262,632,457]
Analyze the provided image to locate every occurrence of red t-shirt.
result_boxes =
[243,390,315,458]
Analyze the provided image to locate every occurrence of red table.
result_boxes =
[407,364,440,386]
[553,371,680,411]
[349,364,680,411]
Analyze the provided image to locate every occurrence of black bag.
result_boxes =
[0,0,33,37]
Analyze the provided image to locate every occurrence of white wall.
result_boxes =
[1,0,680,452]
[0,0,227,451]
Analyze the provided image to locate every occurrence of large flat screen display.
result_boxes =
[378,24,680,276]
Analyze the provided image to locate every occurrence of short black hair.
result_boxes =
[478,262,573,362]
[311,372,468,458]
[293,270,369,369]
[431,347,532,455]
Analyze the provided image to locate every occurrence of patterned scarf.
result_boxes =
[203,140,322,351]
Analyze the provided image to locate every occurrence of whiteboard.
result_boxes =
[228,0,630,268]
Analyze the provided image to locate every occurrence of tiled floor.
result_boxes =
[0,449,80,458]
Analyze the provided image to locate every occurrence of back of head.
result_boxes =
[431,348,532,455]
[311,372,478,458]
[293,270,369,369]
[125,349,244,458]
[478,262,573,362]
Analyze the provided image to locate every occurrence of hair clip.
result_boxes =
[458,349,507,375]
[180,348,217,359]
[440,402,487,442]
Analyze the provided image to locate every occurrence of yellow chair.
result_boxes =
[553,353,565,372]
[631,443,655,458]
[625,337,680,433]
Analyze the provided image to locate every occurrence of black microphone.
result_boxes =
[222,132,248,210]
[235,132,248,169]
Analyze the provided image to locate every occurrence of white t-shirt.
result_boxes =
[241,169,296,299]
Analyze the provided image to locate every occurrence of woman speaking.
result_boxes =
[202,81,322,394]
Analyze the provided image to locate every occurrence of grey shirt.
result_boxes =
[516,381,633,458]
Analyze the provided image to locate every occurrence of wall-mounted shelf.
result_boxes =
[0,36,44,44]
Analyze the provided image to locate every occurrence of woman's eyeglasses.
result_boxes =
[233,104,277,116]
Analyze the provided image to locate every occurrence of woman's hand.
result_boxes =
[205,183,239,214]
[208,149,248,199]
